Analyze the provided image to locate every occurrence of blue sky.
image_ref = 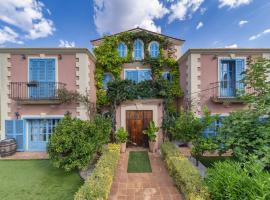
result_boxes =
[0,0,270,52]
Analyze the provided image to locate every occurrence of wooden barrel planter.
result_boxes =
[0,138,17,157]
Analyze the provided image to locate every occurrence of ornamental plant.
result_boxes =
[47,114,112,171]
[115,127,128,143]
[143,121,159,142]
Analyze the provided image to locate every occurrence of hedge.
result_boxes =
[74,144,120,200]
[161,141,209,200]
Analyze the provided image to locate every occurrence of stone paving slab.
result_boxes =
[109,147,182,200]
[0,152,48,160]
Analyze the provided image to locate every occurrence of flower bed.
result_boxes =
[161,141,209,200]
[74,144,120,200]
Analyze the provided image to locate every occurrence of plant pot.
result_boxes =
[120,142,126,153]
[148,141,156,153]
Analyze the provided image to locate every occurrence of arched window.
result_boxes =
[117,42,127,58]
[133,39,144,60]
[149,41,159,58]
[102,73,114,89]
[162,72,172,82]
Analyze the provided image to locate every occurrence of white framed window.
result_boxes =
[117,42,127,58]
[102,73,114,89]
[149,41,159,58]
[124,69,151,83]
[162,71,172,82]
[133,39,144,60]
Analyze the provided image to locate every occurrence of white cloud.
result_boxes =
[239,20,248,27]
[0,26,23,45]
[196,21,203,30]
[58,40,75,48]
[225,43,238,48]
[219,0,252,8]
[94,0,169,35]
[200,7,207,15]
[0,0,55,42]
[168,0,204,23]
[249,29,270,40]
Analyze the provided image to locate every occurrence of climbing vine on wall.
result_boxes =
[94,31,183,110]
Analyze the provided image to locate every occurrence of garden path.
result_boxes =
[109,147,182,200]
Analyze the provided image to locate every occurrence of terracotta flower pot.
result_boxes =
[148,141,156,153]
[120,142,126,153]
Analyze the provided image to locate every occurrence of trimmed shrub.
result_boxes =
[161,141,209,200]
[48,115,112,171]
[205,160,270,200]
[74,144,120,200]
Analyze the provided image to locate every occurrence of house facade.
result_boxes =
[0,48,96,151]
[1,28,270,152]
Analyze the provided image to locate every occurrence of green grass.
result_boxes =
[127,151,152,173]
[0,160,83,200]
[196,156,233,168]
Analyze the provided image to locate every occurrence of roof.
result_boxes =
[178,48,270,62]
[0,48,96,61]
[91,27,185,46]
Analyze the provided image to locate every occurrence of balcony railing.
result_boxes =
[209,81,254,103]
[10,82,66,104]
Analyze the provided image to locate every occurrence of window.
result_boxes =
[124,69,151,83]
[117,42,127,58]
[203,117,224,138]
[219,58,245,97]
[102,73,114,89]
[133,39,144,60]
[149,41,159,58]
[162,72,172,82]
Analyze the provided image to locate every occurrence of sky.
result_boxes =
[0,0,270,52]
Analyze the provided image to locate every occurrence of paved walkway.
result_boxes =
[0,152,48,160]
[109,148,182,200]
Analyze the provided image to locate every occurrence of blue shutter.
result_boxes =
[150,42,159,58]
[125,70,138,82]
[5,120,24,151]
[236,59,245,92]
[103,73,113,89]
[138,70,151,82]
[134,39,143,60]
[118,43,126,58]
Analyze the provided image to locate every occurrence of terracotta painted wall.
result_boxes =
[199,53,262,114]
[9,54,78,119]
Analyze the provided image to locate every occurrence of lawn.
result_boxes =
[196,156,233,168]
[0,160,83,200]
[127,151,152,173]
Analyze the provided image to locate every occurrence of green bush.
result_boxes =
[74,144,120,200]
[143,121,159,142]
[48,115,112,171]
[161,141,209,200]
[205,160,270,200]
[115,127,128,143]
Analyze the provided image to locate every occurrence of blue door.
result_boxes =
[28,119,60,151]
[5,120,25,151]
[29,59,56,99]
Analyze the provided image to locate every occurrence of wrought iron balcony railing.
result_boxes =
[209,81,254,103]
[10,82,66,103]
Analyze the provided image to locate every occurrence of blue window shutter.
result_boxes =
[150,42,159,58]
[134,39,143,60]
[236,59,245,91]
[118,43,126,58]
[138,70,151,82]
[103,73,113,89]
[125,70,138,82]
[5,120,24,151]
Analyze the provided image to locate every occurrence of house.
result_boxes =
[0,48,96,151]
[178,48,270,117]
[91,28,184,148]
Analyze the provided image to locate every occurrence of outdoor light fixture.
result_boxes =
[21,54,26,60]
[58,54,62,60]
[15,112,20,119]
[212,54,217,60]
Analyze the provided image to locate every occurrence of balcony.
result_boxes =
[210,81,254,103]
[10,82,66,105]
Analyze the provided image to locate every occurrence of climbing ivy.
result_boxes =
[94,31,182,109]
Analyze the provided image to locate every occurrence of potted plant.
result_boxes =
[115,127,128,153]
[143,121,159,153]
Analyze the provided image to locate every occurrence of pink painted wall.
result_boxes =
[9,54,78,119]
[199,53,262,114]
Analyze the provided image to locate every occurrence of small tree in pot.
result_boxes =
[144,121,159,153]
[115,127,128,153]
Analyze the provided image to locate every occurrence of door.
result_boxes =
[126,110,153,146]
[29,59,56,99]
[220,60,236,97]
[5,120,25,151]
[28,119,59,151]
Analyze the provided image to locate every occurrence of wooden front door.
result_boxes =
[126,110,153,146]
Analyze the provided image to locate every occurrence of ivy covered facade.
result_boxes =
[91,27,185,147]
